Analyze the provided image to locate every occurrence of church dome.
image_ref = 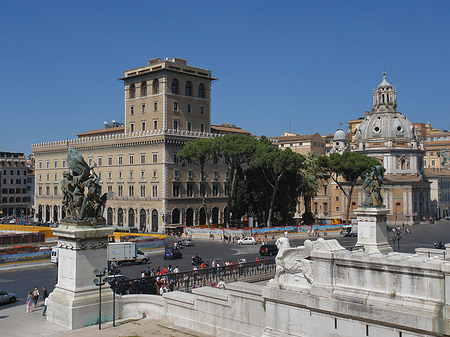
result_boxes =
[355,111,415,141]
[333,129,347,141]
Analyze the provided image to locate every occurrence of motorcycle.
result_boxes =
[191,254,203,265]
[434,242,446,250]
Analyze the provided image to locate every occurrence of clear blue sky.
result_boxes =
[1,1,449,155]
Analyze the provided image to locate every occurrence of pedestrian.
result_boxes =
[42,286,48,300]
[26,291,33,313]
[217,279,226,289]
[42,296,49,316]
[33,286,40,308]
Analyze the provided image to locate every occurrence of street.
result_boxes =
[1,220,450,311]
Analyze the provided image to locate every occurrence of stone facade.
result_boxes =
[32,58,231,233]
[0,151,34,217]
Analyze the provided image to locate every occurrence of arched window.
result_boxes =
[381,94,385,103]
[211,207,219,224]
[171,79,179,94]
[129,84,136,99]
[185,81,192,96]
[53,205,58,223]
[139,209,146,230]
[140,81,147,97]
[128,209,135,227]
[199,207,206,226]
[198,83,205,98]
[172,208,180,224]
[118,208,124,226]
[151,209,158,232]
[186,208,194,226]
[153,79,159,94]
[107,207,113,226]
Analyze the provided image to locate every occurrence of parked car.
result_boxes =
[237,237,257,245]
[164,248,183,260]
[181,238,195,247]
[259,244,279,256]
[0,290,16,305]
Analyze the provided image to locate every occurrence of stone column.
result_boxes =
[46,222,116,329]
[354,207,392,254]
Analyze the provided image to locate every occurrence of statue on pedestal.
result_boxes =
[61,147,111,225]
[361,165,384,207]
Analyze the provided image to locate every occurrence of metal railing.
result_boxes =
[110,258,276,295]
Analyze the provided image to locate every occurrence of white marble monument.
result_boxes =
[354,206,393,253]
[46,224,115,329]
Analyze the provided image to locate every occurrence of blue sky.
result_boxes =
[1,1,449,155]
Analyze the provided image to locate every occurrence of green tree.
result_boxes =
[216,134,258,226]
[250,138,305,226]
[319,151,380,223]
[177,137,218,226]
[300,152,328,225]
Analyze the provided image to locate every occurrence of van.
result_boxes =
[51,246,59,264]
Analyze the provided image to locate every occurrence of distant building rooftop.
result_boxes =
[211,123,251,136]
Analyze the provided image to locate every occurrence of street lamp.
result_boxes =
[93,268,107,330]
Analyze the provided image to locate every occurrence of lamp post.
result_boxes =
[93,269,106,330]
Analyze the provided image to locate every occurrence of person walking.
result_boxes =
[42,296,49,316]
[43,286,48,300]
[26,291,33,313]
[32,286,40,308]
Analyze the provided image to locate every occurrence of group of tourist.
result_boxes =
[25,285,48,315]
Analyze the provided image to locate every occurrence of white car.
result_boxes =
[237,237,257,245]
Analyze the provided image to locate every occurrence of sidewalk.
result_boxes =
[0,300,211,337]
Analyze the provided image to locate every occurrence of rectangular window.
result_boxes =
[174,169,180,178]
[336,206,340,212]
[54,174,57,181]
[118,156,123,165]
[188,170,193,179]
[118,185,123,197]
[54,160,58,168]
[187,104,192,113]
[129,185,134,197]
[224,183,230,196]
[153,119,158,130]
[173,153,179,164]
[173,102,178,111]
[129,155,134,165]
[130,106,134,115]
[39,161,42,169]
[172,183,180,197]
[129,171,133,179]
[141,171,145,178]
[187,121,192,131]
[38,186,42,196]
[187,183,193,197]
[118,171,122,179]
[213,183,219,196]
[54,186,58,196]
[46,161,50,169]
[173,119,179,131]
[62,159,66,168]
[107,186,112,193]
[323,185,327,195]
[324,203,328,213]
[108,172,112,179]
[213,171,219,179]
[142,121,146,131]
[88,158,93,167]
[314,202,318,212]
[140,154,145,164]
[130,123,135,133]
[152,185,158,198]
[153,170,157,178]
[153,102,158,111]
[46,186,50,196]
[98,157,102,166]
[140,185,146,197]
[152,153,158,163]
[335,196,339,201]
[200,106,205,115]
[200,123,205,132]
[141,104,146,113]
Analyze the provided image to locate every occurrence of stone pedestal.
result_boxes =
[47,222,116,329]
[354,207,393,254]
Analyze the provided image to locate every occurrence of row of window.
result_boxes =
[129,102,206,115]
[2,169,28,176]
[1,197,31,203]
[128,80,206,99]
[129,119,206,133]
[0,161,26,168]
[1,188,29,194]
[2,178,28,185]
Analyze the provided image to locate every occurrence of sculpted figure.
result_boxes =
[272,237,313,286]
[362,165,384,207]
[61,147,110,225]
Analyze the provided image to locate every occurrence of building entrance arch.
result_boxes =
[186,208,194,226]
[172,208,180,224]
[211,207,219,224]
[140,209,146,231]
[128,209,135,227]
[151,209,159,232]
[199,207,206,226]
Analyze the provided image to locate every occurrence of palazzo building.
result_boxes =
[32,58,232,233]
[330,72,431,224]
